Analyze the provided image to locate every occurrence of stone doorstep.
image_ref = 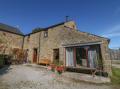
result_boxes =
[62,72,111,84]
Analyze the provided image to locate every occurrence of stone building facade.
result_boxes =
[0,23,24,55]
[24,21,111,75]
[0,21,111,75]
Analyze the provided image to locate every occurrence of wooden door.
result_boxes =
[53,49,59,64]
[33,48,37,63]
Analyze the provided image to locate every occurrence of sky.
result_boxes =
[0,0,120,48]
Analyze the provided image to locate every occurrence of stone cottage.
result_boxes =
[0,21,111,75]
[0,23,24,55]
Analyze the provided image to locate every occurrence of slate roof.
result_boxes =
[0,23,23,35]
[26,21,110,42]
[32,22,65,33]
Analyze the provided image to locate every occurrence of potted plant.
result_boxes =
[50,64,56,72]
[55,65,64,75]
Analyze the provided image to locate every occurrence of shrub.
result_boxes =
[0,55,4,66]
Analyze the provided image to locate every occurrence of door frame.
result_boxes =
[33,48,38,63]
[65,47,75,67]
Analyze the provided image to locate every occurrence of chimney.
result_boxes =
[65,16,69,22]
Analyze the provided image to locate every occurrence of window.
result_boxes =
[53,49,59,64]
[44,31,48,37]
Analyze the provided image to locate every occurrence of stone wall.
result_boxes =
[0,21,111,75]
[57,25,111,75]
[0,30,24,55]
[24,25,65,63]
[24,21,111,75]
[100,40,112,75]
[23,32,40,63]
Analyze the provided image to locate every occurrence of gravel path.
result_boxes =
[0,65,118,89]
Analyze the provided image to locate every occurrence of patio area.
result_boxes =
[0,64,118,89]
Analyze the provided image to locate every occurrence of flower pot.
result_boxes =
[56,66,64,75]
[50,64,56,72]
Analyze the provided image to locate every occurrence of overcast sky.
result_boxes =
[0,0,120,48]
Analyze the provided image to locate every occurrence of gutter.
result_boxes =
[62,41,102,47]
[22,36,25,49]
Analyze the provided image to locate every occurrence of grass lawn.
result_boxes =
[111,67,120,85]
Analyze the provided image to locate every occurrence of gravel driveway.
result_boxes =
[0,65,118,89]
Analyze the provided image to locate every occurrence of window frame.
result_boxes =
[44,31,48,38]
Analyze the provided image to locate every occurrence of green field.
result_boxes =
[111,68,120,85]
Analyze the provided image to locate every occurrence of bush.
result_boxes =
[0,55,11,66]
[0,55,4,66]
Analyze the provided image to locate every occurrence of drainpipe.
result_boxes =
[74,47,76,67]
[22,35,25,50]
[38,32,41,64]
[86,48,89,67]
[64,48,66,67]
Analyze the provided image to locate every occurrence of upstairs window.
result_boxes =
[53,49,59,64]
[44,31,48,38]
